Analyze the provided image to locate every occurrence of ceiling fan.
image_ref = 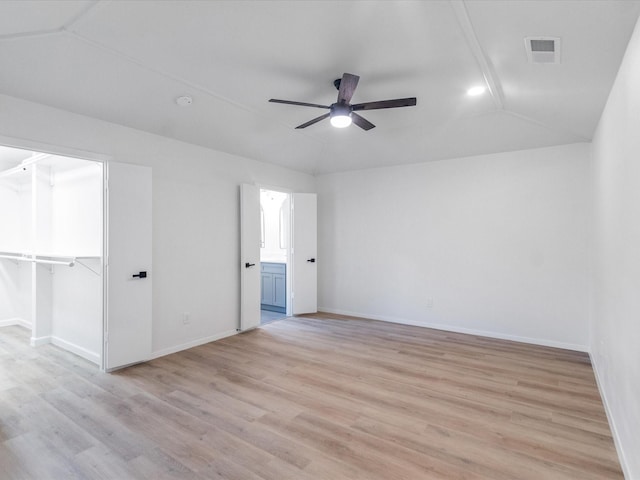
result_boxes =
[269,73,417,131]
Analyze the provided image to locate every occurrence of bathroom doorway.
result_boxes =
[259,188,290,324]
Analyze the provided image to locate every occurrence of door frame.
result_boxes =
[257,184,293,318]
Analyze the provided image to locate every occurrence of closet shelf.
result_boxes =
[0,153,51,179]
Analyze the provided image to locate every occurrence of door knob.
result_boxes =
[245,262,256,268]
[132,271,147,278]
[307,258,316,263]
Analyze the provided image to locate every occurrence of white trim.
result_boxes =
[0,28,63,42]
[319,307,589,352]
[30,335,51,347]
[51,336,101,365]
[590,354,631,479]
[149,329,238,360]
[102,157,108,371]
[450,0,504,110]
[0,317,31,329]
[256,183,293,195]
[0,134,110,164]
[0,320,100,364]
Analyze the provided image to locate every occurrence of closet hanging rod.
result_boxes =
[35,258,75,267]
[0,252,75,267]
[0,253,24,262]
[34,254,76,263]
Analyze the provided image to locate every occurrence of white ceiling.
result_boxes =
[0,0,638,175]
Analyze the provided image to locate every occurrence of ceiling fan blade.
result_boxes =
[351,113,376,131]
[337,73,360,104]
[352,97,417,111]
[269,99,330,109]
[295,112,330,129]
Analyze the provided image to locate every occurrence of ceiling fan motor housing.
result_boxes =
[330,103,352,118]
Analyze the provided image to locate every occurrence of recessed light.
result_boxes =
[467,86,486,96]
[176,96,193,107]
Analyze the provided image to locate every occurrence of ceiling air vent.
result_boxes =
[524,36,561,64]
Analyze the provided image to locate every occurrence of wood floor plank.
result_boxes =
[0,316,623,479]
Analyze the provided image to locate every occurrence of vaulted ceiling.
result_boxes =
[1,1,638,174]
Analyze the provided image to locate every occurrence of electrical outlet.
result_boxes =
[182,312,190,325]
[426,298,434,309]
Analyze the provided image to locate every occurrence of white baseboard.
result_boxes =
[50,336,101,365]
[318,307,589,352]
[2,321,100,364]
[0,317,32,329]
[150,329,238,360]
[590,353,632,479]
[30,335,52,347]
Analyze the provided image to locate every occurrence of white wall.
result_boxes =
[34,165,52,254]
[0,180,21,252]
[0,93,315,357]
[0,181,21,322]
[17,262,31,325]
[0,259,19,323]
[0,171,31,325]
[51,163,103,256]
[51,259,102,363]
[591,17,640,479]
[317,143,592,350]
[18,182,33,325]
[32,164,53,342]
[50,161,103,362]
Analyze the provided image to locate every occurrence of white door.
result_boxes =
[292,193,317,314]
[240,184,261,331]
[104,162,152,370]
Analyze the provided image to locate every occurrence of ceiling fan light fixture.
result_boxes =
[330,114,352,128]
[330,103,352,128]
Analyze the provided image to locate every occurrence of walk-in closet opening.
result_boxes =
[0,144,103,366]
[259,188,290,324]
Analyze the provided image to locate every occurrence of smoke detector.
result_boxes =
[176,96,193,107]
[524,36,561,64]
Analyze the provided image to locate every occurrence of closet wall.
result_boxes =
[0,148,103,364]
[0,165,26,324]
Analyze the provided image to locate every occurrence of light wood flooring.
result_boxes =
[0,314,623,479]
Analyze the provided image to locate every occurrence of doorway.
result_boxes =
[259,188,290,324]
[0,145,104,365]
[240,184,317,331]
